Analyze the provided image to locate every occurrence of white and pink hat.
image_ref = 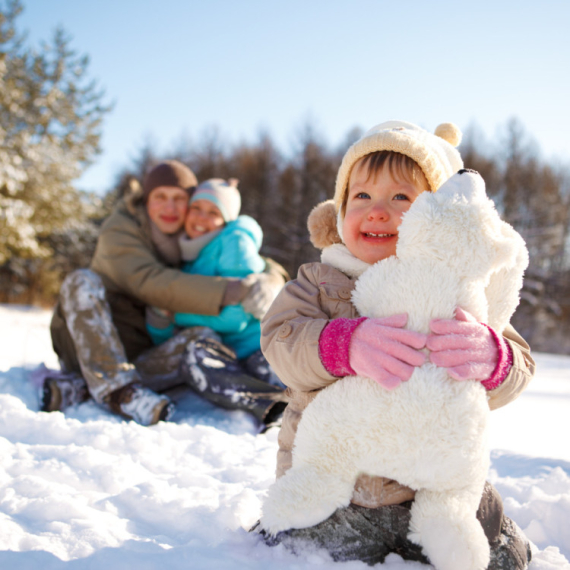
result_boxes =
[190,178,241,222]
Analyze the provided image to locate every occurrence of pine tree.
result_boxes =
[229,131,282,258]
[0,0,110,267]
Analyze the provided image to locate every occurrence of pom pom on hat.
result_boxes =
[308,200,342,249]
[434,123,462,147]
[191,178,241,222]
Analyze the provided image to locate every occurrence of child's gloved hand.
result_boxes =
[427,307,512,389]
[347,314,427,390]
[146,306,174,329]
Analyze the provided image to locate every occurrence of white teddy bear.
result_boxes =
[261,170,529,570]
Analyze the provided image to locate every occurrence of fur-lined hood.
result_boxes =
[110,182,154,242]
[124,181,147,220]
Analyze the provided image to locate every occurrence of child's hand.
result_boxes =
[146,306,174,329]
[427,308,511,387]
[349,314,427,390]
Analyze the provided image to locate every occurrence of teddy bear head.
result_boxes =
[396,170,528,331]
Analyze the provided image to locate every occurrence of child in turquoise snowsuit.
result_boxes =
[146,178,265,359]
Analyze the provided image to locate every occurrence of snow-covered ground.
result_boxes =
[0,303,569,569]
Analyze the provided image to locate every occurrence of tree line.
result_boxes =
[1,0,569,353]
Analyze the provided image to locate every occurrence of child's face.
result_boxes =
[343,161,425,264]
[146,186,189,235]
[185,199,225,238]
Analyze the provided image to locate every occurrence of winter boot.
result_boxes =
[179,336,289,427]
[108,383,174,426]
[40,373,90,412]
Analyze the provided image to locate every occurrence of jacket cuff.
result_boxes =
[481,325,513,391]
[318,317,367,377]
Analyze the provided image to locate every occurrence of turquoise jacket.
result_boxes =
[147,216,265,359]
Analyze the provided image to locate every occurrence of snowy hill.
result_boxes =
[0,304,569,569]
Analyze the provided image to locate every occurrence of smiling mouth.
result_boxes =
[364,233,395,238]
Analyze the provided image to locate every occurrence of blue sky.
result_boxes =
[19,0,570,194]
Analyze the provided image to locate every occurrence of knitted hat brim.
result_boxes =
[333,123,464,213]
[337,133,445,211]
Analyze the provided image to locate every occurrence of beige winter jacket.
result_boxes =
[261,260,535,509]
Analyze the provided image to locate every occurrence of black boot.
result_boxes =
[41,372,89,412]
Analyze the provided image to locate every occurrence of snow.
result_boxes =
[0,303,569,569]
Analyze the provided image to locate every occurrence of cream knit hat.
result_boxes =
[334,120,464,214]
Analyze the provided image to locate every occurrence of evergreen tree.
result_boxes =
[0,0,110,266]
[463,119,570,352]
[185,126,231,182]
[277,122,338,274]
[230,131,282,257]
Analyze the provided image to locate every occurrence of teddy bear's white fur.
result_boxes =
[260,171,529,570]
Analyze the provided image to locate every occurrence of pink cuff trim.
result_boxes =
[481,325,513,391]
[318,317,368,377]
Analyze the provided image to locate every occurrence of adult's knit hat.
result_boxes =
[334,120,464,213]
[143,160,198,202]
[190,178,241,222]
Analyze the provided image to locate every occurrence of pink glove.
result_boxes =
[319,314,427,390]
[427,307,513,390]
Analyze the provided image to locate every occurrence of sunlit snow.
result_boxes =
[0,304,569,569]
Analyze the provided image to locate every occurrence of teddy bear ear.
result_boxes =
[308,200,342,249]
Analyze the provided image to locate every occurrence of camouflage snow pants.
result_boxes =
[51,269,288,422]
[255,483,532,569]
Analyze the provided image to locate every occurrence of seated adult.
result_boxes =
[47,161,289,426]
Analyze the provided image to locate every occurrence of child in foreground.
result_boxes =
[146,178,283,387]
[256,121,534,568]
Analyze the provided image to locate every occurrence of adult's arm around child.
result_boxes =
[91,201,227,316]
